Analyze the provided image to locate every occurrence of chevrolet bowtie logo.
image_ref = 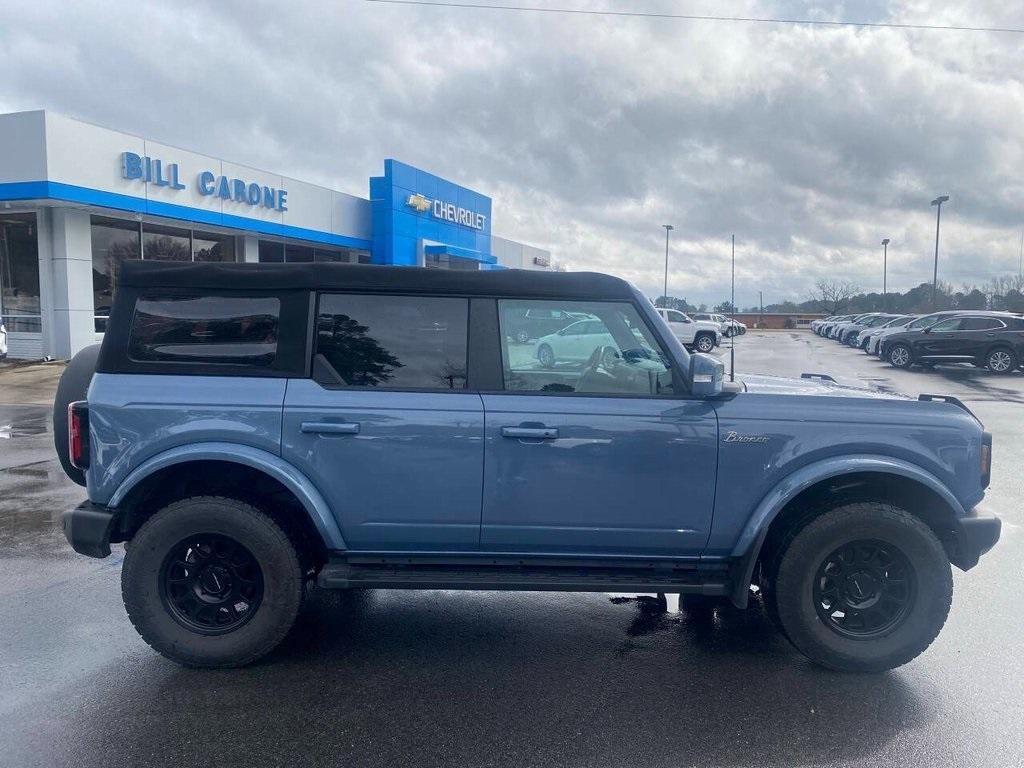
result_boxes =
[406,193,432,213]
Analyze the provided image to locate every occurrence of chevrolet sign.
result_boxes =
[406,193,486,231]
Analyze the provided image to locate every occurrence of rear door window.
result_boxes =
[128,295,279,365]
[959,317,1005,331]
[315,294,469,389]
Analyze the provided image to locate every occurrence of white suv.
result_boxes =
[656,308,722,353]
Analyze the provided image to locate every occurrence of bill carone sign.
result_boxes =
[120,151,288,212]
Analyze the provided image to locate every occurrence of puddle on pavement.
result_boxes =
[0,412,50,439]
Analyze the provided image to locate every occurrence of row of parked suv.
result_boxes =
[811,310,1024,374]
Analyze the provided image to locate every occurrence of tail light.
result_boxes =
[981,432,992,489]
[68,401,90,470]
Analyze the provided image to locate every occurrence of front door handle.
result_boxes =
[301,421,360,435]
[501,426,559,440]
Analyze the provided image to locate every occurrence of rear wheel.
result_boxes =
[767,502,951,672]
[122,496,304,668]
[986,347,1017,374]
[888,343,913,369]
[514,328,530,344]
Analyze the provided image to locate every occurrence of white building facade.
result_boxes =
[0,110,553,360]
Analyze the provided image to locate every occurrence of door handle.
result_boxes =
[301,421,360,435]
[501,426,559,440]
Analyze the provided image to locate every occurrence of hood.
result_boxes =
[738,373,911,400]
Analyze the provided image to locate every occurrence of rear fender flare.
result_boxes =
[108,442,346,550]
[729,455,965,607]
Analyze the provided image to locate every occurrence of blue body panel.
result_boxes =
[480,394,718,555]
[704,385,985,556]
[84,362,986,563]
[281,380,485,551]
[86,373,288,505]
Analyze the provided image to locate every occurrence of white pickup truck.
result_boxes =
[655,308,722,353]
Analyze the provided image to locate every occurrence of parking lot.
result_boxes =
[1,332,1022,768]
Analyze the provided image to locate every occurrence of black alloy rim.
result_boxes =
[160,533,264,635]
[812,539,916,639]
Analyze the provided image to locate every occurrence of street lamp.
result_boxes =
[881,238,889,311]
[930,196,949,310]
[662,225,674,306]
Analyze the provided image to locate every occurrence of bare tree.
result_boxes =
[807,279,860,314]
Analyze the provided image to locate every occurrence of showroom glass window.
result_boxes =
[316,294,468,389]
[259,239,370,264]
[497,299,675,396]
[92,217,240,332]
[0,213,41,332]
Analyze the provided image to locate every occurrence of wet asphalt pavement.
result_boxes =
[1,334,1022,768]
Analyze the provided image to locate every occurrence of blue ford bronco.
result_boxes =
[56,261,1000,671]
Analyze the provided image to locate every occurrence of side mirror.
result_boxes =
[922,327,932,334]
[689,352,724,397]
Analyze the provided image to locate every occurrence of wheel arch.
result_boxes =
[108,442,346,555]
[729,456,966,608]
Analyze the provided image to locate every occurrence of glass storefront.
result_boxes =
[0,213,41,332]
[92,217,239,331]
[258,239,370,264]
[425,253,480,270]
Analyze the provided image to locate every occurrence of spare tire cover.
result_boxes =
[53,344,101,487]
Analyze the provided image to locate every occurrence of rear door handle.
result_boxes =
[301,421,360,435]
[501,426,559,440]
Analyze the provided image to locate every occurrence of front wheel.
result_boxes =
[537,344,556,368]
[694,333,715,353]
[122,496,305,668]
[766,502,952,672]
[888,343,913,369]
[985,347,1017,374]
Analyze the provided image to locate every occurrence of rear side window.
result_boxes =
[959,317,1004,331]
[128,295,279,365]
[316,294,468,389]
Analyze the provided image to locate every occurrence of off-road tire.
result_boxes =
[122,496,304,668]
[767,502,952,673]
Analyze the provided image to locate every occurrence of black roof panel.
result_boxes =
[118,261,636,301]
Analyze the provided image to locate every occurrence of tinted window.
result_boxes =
[316,294,468,389]
[929,317,962,332]
[959,317,1004,330]
[499,299,675,396]
[128,295,279,365]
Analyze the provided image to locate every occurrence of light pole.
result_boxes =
[930,196,949,310]
[759,290,763,327]
[662,225,674,307]
[730,234,736,382]
[881,238,889,311]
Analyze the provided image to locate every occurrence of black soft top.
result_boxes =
[118,260,636,301]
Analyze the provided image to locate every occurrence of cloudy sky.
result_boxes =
[2,0,1023,308]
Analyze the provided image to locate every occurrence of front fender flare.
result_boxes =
[108,442,346,550]
[729,454,965,607]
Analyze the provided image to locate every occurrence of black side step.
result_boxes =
[317,560,731,596]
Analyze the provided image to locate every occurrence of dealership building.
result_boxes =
[0,110,552,360]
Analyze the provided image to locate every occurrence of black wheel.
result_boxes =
[514,328,530,344]
[537,344,555,368]
[695,333,715,353]
[122,496,304,668]
[985,347,1017,374]
[767,502,952,672]
[888,343,913,369]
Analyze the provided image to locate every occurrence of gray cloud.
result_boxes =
[2,0,1022,307]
